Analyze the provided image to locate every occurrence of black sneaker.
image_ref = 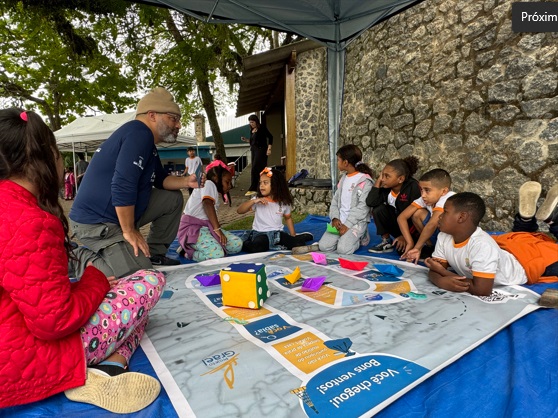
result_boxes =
[150,255,181,266]
[368,238,394,253]
[296,232,314,242]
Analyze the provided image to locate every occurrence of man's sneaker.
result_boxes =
[296,232,314,242]
[536,183,558,221]
[150,255,181,266]
[518,181,541,219]
[245,191,257,196]
[292,243,320,255]
[368,238,394,253]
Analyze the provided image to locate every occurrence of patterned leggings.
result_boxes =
[80,269,166,366]
[191,227,243,262]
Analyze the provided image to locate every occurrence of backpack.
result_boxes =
[288,169,309,186]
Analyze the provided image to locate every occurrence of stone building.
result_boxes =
[293,0,558,232]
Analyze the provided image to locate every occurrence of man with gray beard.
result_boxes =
[69,87,199,278]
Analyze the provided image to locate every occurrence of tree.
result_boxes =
[131,6,270,160]
[0,1,138,129]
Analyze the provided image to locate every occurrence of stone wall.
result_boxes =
[294,0,558,231]
[291,187,332,216]
[295,48,330,179]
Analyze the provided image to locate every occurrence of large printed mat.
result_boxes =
[3,215,557,417]
[144,251,542,418]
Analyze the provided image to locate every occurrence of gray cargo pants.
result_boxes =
[70,188,183,278]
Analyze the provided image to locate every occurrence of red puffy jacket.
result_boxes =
[0,180,109,408]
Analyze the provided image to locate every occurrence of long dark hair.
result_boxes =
[206,165,232,206]
[386,156,419,180]
[0,108,71,257]
[336,144,374,177]
[257,168,293,206]
[248,114,261,129]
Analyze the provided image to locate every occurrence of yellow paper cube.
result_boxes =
[220,263,269,309]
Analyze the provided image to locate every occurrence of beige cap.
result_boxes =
[136,87,181,116]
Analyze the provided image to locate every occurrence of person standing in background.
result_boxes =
[183,147,203,195]
[75,152,89,189]
[241,114,273,196]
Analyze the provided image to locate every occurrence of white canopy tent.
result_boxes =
[54,112,197,189]
[54,111,196,152]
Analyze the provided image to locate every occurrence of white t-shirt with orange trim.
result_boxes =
[251,197,291,232]
[183,179,219,220]
[412,191,456,214]
[340,172,364,224]
[432,228,527,286]
[387,190,398,208]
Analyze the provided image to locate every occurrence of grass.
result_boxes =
[223,212,308,231]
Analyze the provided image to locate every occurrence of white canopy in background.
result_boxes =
[54,111,196,152]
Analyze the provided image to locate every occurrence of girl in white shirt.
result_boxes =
[177,165,242,261]
[237,167,313,253]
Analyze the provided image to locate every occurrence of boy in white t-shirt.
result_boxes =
[426,192,558,296]
[398,168,454,264]
[183,147,203,194]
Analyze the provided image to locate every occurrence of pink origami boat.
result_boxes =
[311,252,327,265]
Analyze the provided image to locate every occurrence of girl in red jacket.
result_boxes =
[0,108,164,413]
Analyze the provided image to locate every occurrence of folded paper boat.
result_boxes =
[339,258,368,271]
[197,273,221,286]
[284,266,302,284]
[301,276,326,292]
[326,223,340,235]
[373,263,404,277]
[311,252,327,265]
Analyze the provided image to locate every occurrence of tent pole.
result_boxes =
[72,142,78,193]
[327,42,346,192]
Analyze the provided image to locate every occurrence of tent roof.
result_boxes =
[54,112,196,152]
[136,0,423,50]
[236,39,321,116]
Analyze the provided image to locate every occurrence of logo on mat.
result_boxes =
[201,351,239,389]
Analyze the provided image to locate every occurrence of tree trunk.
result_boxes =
[197,77,227,160]
[164,11,227,160]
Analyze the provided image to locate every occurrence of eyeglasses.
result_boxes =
[154,112,181,123]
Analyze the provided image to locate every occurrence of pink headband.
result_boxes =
[20,111,28,122]
[206,160,231,173]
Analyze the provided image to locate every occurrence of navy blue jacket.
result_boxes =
[70,120,167,225]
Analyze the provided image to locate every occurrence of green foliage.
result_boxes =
[0,0,274,137]
[0,1,138,129]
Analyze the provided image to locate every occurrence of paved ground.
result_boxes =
[60,167,255,238]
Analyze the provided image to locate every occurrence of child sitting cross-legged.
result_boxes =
[426,191,558,296]
[237,167,313,253]
[398,168,455,264]
[177,165,242,261]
